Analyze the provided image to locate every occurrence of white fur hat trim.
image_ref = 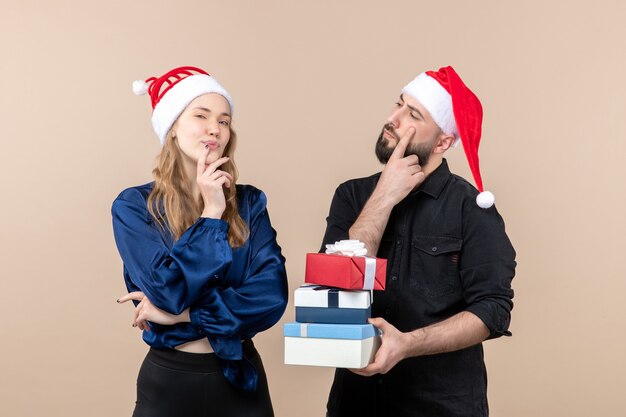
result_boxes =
[402,73,460,147]
[151,74,234,144]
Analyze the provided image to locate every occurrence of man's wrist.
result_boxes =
[369,186,396,210]
[405,327,428,358]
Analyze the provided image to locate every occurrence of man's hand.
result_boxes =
[350,312,491,376]
[348,127,425,255]
[375,127,425,206]
[350,317,410,377]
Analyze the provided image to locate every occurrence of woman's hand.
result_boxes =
[117,292,190,332]
[197,145,233,219]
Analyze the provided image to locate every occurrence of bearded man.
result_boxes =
[320,66,516,417]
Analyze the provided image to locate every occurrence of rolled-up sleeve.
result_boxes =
[460,201,516,339]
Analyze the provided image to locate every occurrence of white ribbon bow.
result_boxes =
[325,240,376,290]
[325,239,368,257]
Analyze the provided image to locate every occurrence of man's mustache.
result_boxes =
[382,123,400,141]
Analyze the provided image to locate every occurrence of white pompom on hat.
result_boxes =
[132,66,234,145]
[402,66,495,209]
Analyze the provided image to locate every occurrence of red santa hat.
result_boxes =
[132,66,234,145]
[401,66,495,209]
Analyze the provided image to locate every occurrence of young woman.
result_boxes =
[112,66,288,417]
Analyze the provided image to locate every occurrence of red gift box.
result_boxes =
[305,253,387,290]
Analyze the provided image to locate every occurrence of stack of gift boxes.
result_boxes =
[284,241,387,369]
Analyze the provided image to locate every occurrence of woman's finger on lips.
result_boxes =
[197,146,211,178]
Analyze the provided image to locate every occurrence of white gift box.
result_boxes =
[284,322,381,369]
[294,284,371,308]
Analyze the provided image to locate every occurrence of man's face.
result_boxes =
[375,93,443,166]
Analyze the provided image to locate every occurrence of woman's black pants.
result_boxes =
[132,340,274,417]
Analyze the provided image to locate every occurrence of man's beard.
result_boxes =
[375,124,437,167]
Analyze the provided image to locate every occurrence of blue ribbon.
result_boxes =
[310,285,339,308]
[328,289,338,308]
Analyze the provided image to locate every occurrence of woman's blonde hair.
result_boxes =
[147,126,249,247]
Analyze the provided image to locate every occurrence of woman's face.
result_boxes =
[172,93,232,166]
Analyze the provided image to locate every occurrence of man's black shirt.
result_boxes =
[321,159,516,417]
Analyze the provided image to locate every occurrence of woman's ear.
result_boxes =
[170,122,178,140]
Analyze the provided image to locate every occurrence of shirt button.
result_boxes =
[431,246,438,252]
[396,240,402,245]
[214,274,219,279]
[391,275,398,281]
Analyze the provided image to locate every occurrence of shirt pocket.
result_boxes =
[409,236,462,298]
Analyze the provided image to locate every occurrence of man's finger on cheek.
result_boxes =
[390,139,407,160]
[393,127,415,159]
[397,125,415,142]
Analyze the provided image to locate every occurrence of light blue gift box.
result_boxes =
[284,322,381,368]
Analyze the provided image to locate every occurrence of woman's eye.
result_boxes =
[219,120,230,126]
[195,114,206,119]
[410,112,419,120]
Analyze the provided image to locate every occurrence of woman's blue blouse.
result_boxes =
[111,182,288,391]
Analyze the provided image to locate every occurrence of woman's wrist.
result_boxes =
[178,309,191,324]
[201,207,224,219]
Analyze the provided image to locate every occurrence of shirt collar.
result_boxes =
[412,158,451,199]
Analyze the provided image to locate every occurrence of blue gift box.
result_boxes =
[295,306,371,324]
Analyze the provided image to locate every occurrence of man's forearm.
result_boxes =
[405,311,490,357]
[348,190,394,256]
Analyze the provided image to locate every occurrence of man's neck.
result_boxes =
[421,157,443,180]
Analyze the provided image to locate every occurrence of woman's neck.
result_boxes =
[182,158,201,200]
